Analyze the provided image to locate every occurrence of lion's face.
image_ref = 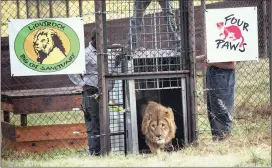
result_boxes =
[33,30,54,55]
[141,101,176,146]
[148,119,171,144]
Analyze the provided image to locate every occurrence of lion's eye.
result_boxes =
[162,123,165,127]
[152,124,155,128]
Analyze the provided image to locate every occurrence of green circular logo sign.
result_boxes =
[14,19,80,72]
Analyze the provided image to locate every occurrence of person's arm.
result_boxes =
[196,54,236,69]
[67,48,92,87]
[206,61,236,70]
[195,55,206,63]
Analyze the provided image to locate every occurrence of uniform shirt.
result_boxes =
[68,42,118,91]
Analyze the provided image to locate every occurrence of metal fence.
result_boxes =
[1,0,271,160]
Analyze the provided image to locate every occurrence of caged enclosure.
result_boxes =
[1,0,271,159]
[1,0,196,156]
[99,0,196,154]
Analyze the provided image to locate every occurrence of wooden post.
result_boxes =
[21,114,27,126]
[36,0,40,18]
[65,0,70,17]
[16,0,20,18]
[3,111,10,123]
[26,0,30,18]
[269,0,272,105]
[79,0,83,17]
[201,0,207,104]
[49,0,53,18]
[180,0,197,144]
[95,0,110,156]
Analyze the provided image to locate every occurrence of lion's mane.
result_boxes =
[141,100,176,154]
[33,28,66,64]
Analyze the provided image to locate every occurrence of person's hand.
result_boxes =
[204,59,213,67]
[114,53,132,67]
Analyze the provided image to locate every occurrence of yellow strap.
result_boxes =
[109,100,126,113]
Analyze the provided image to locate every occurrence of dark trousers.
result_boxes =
[129,0,181,50]
[206,66,236,140]
[82,85,100,155]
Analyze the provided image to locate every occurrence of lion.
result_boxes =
[33,28,66,64]
[141,100,176,155]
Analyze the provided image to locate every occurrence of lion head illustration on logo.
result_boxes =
[33,28,67,64]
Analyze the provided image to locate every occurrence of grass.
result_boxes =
[1,123,271,167]
[2,148,271,167]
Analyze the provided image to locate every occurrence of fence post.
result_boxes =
[269,0,272,105]
[0,2,1,148]
[79,0,83,17]
[65,0,69,17]
[36,0,40,18]
[201,0,207,104]
[262,0,268,58]
[183,0,197,144]
[26,0,30,18]
[95,0,111,156]
[16,0,20,18]
[49,0,53,18]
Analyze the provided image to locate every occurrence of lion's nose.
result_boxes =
[156,134,162,138]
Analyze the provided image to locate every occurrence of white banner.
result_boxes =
[205,7,259,63]
[8,17,85,76]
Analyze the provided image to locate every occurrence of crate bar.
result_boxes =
[95,0,111,156]
[122,73,128,155]
[181,77,188,145]
[127,80,139,153]
[179,0,188,70]
[106,70,190,80]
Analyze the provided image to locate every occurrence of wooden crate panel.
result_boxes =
[12,95,82,114]
[2,137,87,153]
[1,102,13,112]
[1,121,16,140]
[16,123,87,142]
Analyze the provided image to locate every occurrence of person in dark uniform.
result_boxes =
[68,28,119,155]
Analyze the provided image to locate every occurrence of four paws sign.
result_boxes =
[8,18,85,76]
[206,7,259,63]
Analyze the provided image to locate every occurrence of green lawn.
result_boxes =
[1,119,271,167]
